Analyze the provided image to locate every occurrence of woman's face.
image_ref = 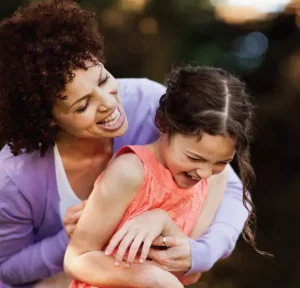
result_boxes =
[52,63,128,140]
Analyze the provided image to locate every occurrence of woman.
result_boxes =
[0,0,250,287]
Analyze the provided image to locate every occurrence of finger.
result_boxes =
[126,232,145,265]
[151,236,164,247]
[63,210,83,225]
[114,231,137,265]
[66,225,75,238]
[147,248,167,263]
[147,249,179,273]
[66,201,86,213]
[139,236,155,263]
[123,247,143,262]
[151,235,179,248]
[105,224,129,255]
[143,259,161,267]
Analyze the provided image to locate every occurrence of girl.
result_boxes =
[64,65,255,288]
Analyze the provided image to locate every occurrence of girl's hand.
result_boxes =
[105,209,170,266]
[63,201,86,238]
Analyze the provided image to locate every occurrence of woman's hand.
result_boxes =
[178,272,202,286]
[63,201,86,238]
[148,235,192,276]
[105,209,172,266]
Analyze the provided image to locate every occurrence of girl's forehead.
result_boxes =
[170,133,236,159]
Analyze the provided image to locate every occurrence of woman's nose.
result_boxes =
[94,87,117,112]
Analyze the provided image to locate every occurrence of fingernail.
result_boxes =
[139,258,144,263]
[126,262,131,267]
[114,260,120,266]
[104,250,110,255]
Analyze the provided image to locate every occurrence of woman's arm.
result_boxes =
[0,177,69,286]
[64,153,183,288]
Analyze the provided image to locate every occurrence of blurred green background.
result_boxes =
[1,0,300,287]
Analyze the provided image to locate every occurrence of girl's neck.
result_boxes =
[55,131,113,160]
[147,137,167,168]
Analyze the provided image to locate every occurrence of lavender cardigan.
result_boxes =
[0,79,248,287]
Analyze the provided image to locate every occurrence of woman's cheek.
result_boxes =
[77,112,96,127]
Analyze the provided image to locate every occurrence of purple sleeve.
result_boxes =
[0,177,69,286]
[186,165,248,274]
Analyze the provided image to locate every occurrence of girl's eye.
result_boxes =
[76,98,90,113]
[187,155,200,162]
[99,74,110,86]
[217,162,228,165]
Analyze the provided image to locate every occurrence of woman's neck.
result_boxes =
[55,132,113,160]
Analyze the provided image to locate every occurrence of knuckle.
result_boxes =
[159,253,170,265]
[143,239,152,247]
[130,245,139,251]
[130,227,142,236]
[119,243,129,250]
[63,217,71,224]
[127,219,135,227]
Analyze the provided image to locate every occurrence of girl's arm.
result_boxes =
[178,167,229,286]
[64,153,183,288]
[190,166,229,239]
[105,168,229,270]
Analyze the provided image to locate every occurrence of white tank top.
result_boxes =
[54,144,81,222]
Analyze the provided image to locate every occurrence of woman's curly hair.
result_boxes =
[0,0,105,156]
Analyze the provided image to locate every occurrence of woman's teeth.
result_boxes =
[98,108,120,126]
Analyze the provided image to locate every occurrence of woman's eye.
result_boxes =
[76,98,90,113]
[98,74,110,86]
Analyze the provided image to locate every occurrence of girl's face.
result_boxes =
[52,63,128,140]
[160,133,236,189]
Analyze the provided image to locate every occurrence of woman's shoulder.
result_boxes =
[114,79,165,148]
[117,78,165,117]
[117,78,166,103]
